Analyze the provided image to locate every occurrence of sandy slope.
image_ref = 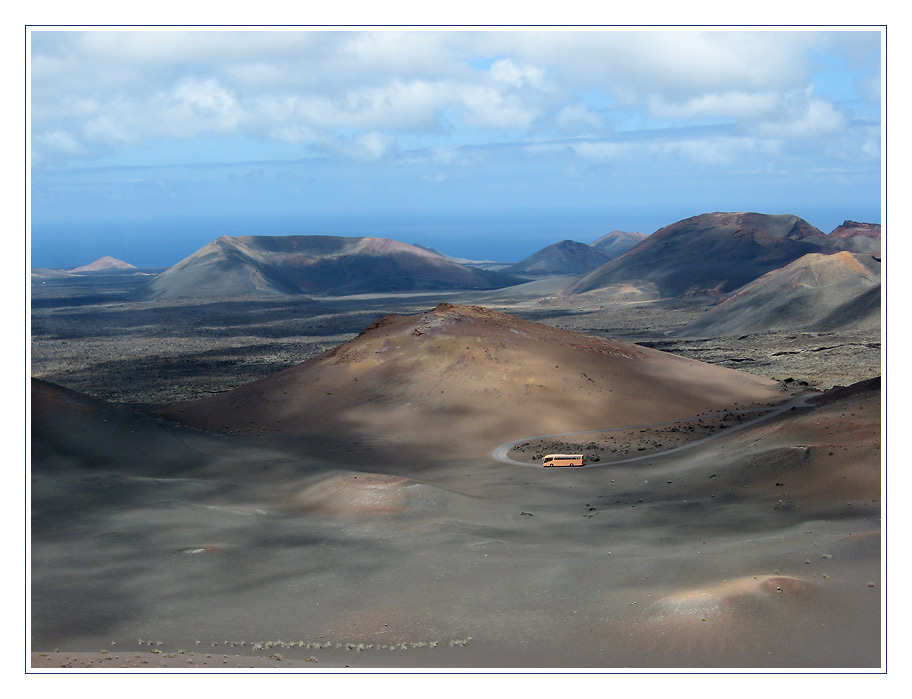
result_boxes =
[672,251,881,337]
[158,304,781,456]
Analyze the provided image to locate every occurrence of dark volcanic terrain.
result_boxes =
[29,217,883,670]
[31,270,879,404]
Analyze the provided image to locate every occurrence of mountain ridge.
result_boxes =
[138,235,520,299]
[570,212,833,297]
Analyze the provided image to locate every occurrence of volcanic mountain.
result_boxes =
[569,212,831,298]
[504,240,611,276]
[70,256,136,273]
[589,230,648,259]
[671,251,882,337]
[827,221,882,255]
[138,235,520,299]
[159,304,781,456]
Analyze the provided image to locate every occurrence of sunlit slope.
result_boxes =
[161,304,782,456]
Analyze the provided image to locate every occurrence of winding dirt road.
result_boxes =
[491,391,822,468]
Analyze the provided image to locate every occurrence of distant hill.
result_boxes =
[589,230,648,259]
[569,212,832,298]
[70,256,136,273]
[31,267,74,280]
[670,251,881,337]
[138,235,521,299]
[826,221,881,255]
[504,240,611,276]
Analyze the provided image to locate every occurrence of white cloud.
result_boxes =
[649,85,849,142]
[32,128,85,159]
[648,91,782,120]
[749,93,847,139]
[355,131,397,160]
[489,58,549,91]
[82,109,138,145]
[455,84,538,130]
[462,30,824,98]
[556,103,603,133]
[335,81,446,130]
[155,77,246,137]
[28,29,879,168]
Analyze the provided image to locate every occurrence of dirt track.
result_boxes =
[491,393,819,467]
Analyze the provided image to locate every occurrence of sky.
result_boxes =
[28,28,883,268]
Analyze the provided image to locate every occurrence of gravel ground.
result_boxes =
[30,272,881,405]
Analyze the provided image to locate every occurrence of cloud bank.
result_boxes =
[30,29,881,169]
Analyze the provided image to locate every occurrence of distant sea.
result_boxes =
[28,204,880,270]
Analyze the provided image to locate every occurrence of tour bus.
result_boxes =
[541,454,585,468]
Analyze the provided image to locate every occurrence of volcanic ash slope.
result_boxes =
[164,304,781,456]
[671,251,881,337]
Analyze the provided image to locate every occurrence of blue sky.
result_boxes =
[29,28,882,268]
